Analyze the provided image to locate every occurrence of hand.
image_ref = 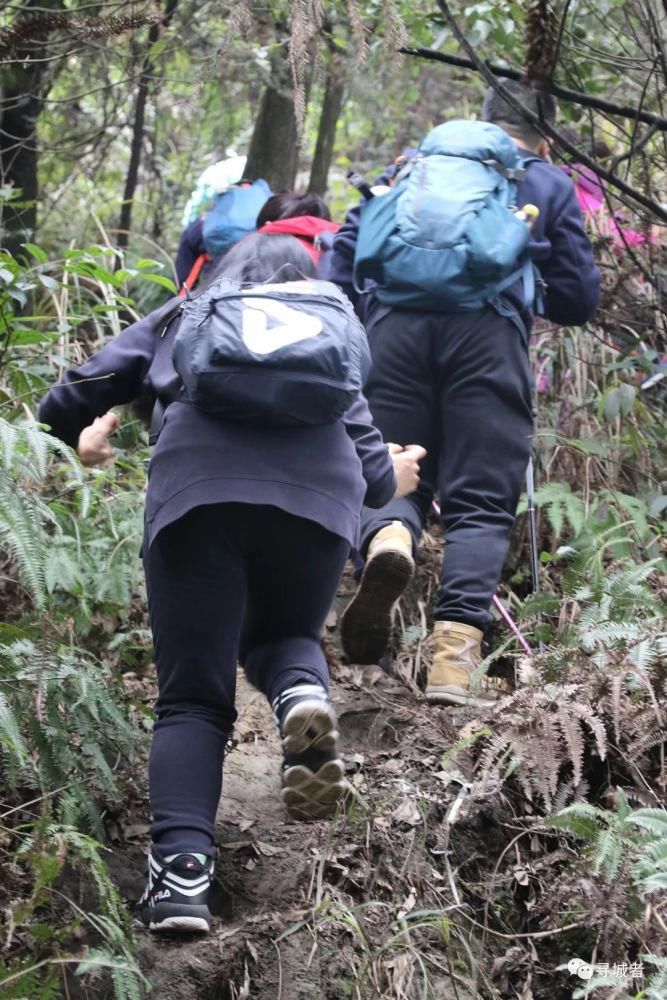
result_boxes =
[77,411,120,468]
[391,444,427,498]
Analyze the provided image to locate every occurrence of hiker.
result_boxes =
[175,178,272,292]
[329,81,600,706]
[256,191,340,265]
[175,190,337,293]
[38,233,425,934]
[556,128,653,251]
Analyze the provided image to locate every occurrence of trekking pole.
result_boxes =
[431,498,533,655]
[525,456,545,651]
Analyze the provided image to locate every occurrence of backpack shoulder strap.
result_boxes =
[179,253,211,296]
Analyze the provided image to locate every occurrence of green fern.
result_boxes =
[6,823,146,1000]
[0,418,84,605]
[550,796,667,893]
[0,638,139,833]
[518,480,586,539]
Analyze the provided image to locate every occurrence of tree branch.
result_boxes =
[399,47,667,131]
[430,0,667,223]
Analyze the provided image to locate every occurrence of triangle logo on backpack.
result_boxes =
[241,298,323,356]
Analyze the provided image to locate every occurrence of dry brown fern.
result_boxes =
[475,688,608,811]
[0,8,159,61]
[523,0,558,92]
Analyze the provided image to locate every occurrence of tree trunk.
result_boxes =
[0,0,63,256]
[116,0,178,256]
[0,81,42,256]
[244,84,300,191]
[308,67,345,195]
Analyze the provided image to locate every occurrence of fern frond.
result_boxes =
[570,702,608,761]
[0,690,31,778]
[556,705,585,787]
[611,672,624,745]
[523,0,557,90]
[627,729,665,763]
[627,808,667,838]
[593,826,624,882]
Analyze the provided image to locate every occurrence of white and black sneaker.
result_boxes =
[272,684,347,820]
[135,848,213,933]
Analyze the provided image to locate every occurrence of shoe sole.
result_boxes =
[135,914,210,934]
[425,685,503,708]
[282,759,348,820]
[135,901,211,934]
[149,915,210,933]
[281,699,339,754]
[280,701,347,820]
[341,549,414,664]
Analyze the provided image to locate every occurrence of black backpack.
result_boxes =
[172,277,369,426]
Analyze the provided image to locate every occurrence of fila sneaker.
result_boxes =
[135,848,213,933]
[272,683,347,820]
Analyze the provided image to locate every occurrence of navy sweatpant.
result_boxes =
[360,304,534,630]
[143,503,349,856]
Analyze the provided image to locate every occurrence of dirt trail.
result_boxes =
[113,672,448,998]
[108,551,500,999]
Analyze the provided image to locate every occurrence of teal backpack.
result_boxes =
[353,121,540,313]
[202,179,272,258]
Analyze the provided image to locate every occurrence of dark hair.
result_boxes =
[256,192,331,228]
[481,80,557,147]
[214,232,317,284]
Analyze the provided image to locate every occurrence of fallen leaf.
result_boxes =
[253,841,282,857]
[246,940,258,963]
[396,886,417,921]
[346,753,365,772]
[123,823,150,841]
[390,799,422,827]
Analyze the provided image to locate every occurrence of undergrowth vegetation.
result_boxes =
[0,82,665,1000]
[1,223,664,998]
[0,246,150,998]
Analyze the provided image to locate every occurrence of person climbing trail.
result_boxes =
[176,190,338,293]
[327,80,600,706]
[38,233,425,934]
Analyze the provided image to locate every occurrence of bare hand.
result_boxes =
[77,411,120,468]
[391,444,427,498]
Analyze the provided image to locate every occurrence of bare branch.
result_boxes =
[399,48,667,131]
[432,0,667,223]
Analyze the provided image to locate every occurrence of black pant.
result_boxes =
[360,305,533,630]
[143,503,349,856]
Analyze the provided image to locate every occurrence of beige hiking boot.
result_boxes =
[340,521,414,664]
[425,621,511,707]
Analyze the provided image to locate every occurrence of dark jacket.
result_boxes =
[174,218,206,286]
[322,148,600,330]
[38,299,396,549]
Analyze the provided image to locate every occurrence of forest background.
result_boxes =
[0,1,665,998]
